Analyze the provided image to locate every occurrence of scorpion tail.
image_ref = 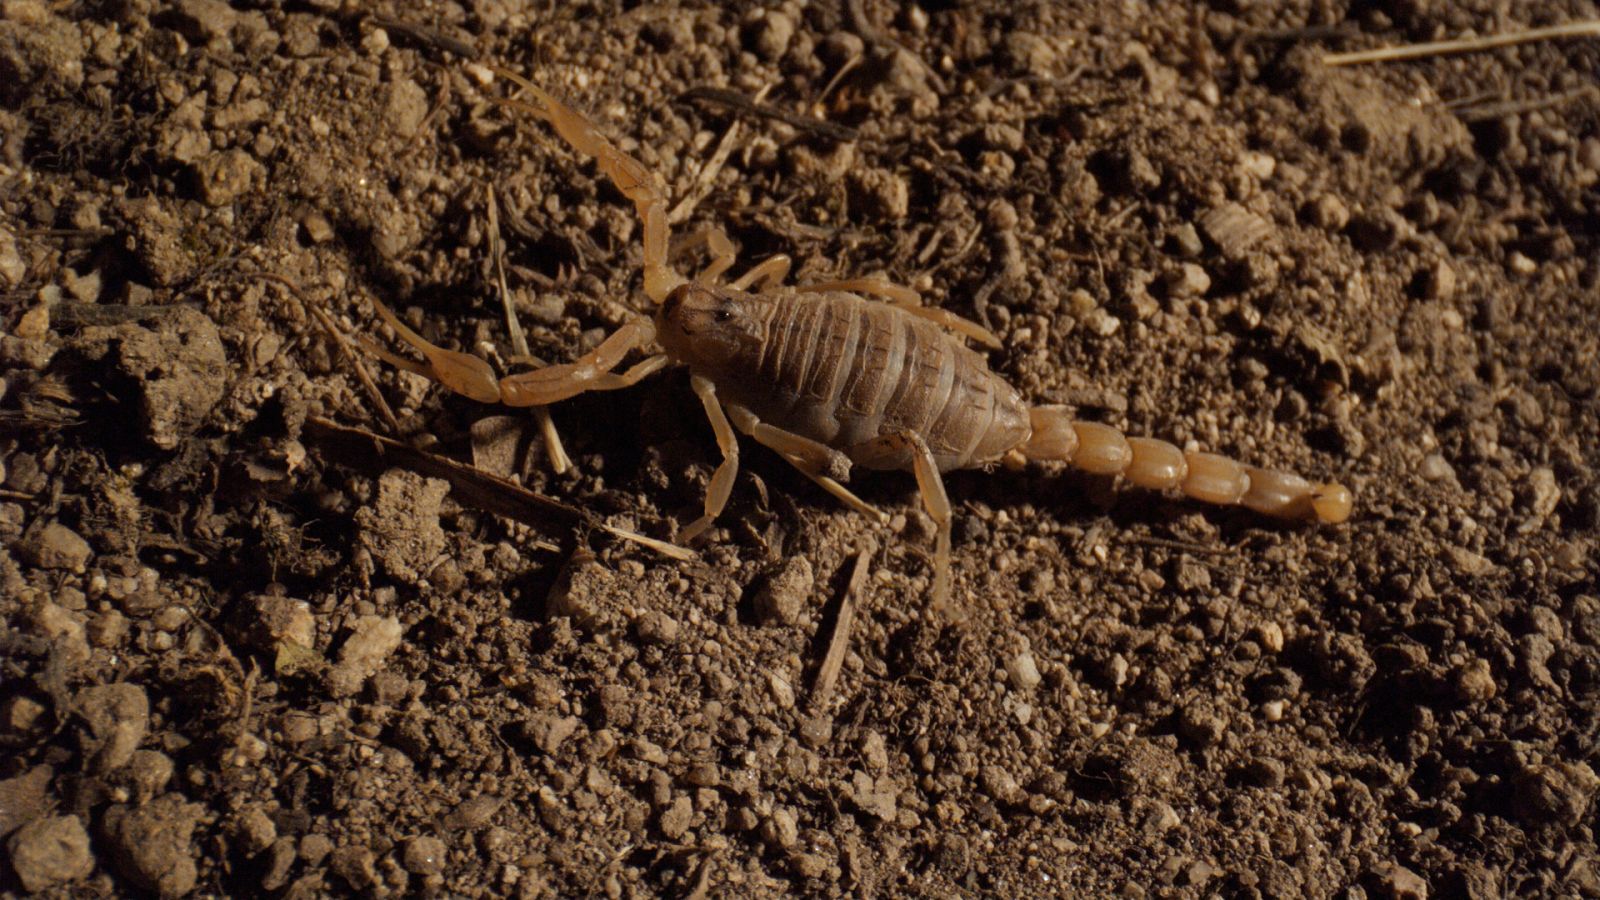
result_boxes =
[1019,406,1353,524]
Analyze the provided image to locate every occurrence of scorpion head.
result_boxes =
[655,282,762,369]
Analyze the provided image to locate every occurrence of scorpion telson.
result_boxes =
[362,65,1354,609]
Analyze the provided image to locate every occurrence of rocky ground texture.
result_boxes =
[2,0,1599,896]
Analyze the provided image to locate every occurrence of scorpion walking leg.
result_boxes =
[852,430,954,609]
[801,277,1001,349]
[680,374,740,543]
[673,225,739,283]
[493,66,684,303]
[729,255,793,291]
[723,405,887,523]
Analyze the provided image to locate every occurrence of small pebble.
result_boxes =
[7,815,95,892]
[1419,454,1455,482]
[1306,193,1350,231]
[20,522,92,573]
[402,835,447,875]
[634,610,680,645]
[195,148,263,205]
[767,671,795,710]
[329,844,378,890]
[1423,260,1457,300]
[384,78,428,139]
[1519,467,1560,523]
[1367,862,1428,900]
[327,615,404,697]
[999,32,1058,77]
[742,9,794,62]
[77,683,150,773]
[1178,701,1226,746]
[754,557,813,627]
[121,750,173,804]
[1005,651,1042,691]
[1513,761,1600,826]
[523,713,580,756]
[798,716,833,748]
[1240,757,1285,788]
[817,31,864,68]
[299,833,334,866]
[1118,150,1161,193]
[658,794,694,840]
[444,795,503,830]
[0,228,25,287]
[978,765,1021,804]
[102,794,204,896]
[1164,263,1211,299]
[1168,223,1203,258]
[237,807,277,854]
[1452,659,1496,702]
[761,808,798,849]
[15,302,49,339]
[300,211,334,243]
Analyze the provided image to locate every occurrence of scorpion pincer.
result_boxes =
[363,66,1353,608]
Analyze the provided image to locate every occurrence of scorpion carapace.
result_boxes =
[362,65,1353,609]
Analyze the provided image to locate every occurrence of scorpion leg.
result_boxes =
[729,255,793,291]
[724,405,888,524]
[492,66,684,303]
[851,429,954,609]
[367,297,664,407]
[672,225,739,283]
[801,277,1002,349]
[680,374,739,543]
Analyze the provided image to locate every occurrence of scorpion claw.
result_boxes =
[368,298,502,403]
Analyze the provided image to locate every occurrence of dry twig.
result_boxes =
[1324,19,1600,67]
[488,187,572,474]
[810,540,876,709]
[303,416,693,560]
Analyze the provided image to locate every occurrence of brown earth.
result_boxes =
[3,0,1599,897]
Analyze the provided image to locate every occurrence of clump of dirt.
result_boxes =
[2,0,1598,896]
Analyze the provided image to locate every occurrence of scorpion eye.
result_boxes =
[714,307,734,323]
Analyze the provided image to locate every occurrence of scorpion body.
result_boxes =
[658,285,1030,473]
[364,66,1353,608]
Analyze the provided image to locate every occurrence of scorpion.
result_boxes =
[364,66,1353,608]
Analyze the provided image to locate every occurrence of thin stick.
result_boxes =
[1452,85,1598,122]
[261,273,403,436]
[488,187,573,474]
[1324,20,1600,67]
[488,188,529,359]
[669,117,744,225]
[810,540,875,709]
[682,87,860,143]
[814,53,863,110]
[303,416,694,560]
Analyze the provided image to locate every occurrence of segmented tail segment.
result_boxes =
[1019,406,1352,524]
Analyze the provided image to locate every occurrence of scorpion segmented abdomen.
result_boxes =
[726,291,1029,472]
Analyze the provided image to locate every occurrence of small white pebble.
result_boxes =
[1005,651,1042,691]
[1420,453,1455,482]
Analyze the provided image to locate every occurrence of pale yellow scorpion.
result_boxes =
[366,67,1353,607]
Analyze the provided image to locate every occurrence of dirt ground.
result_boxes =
[3,0,1599,896]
